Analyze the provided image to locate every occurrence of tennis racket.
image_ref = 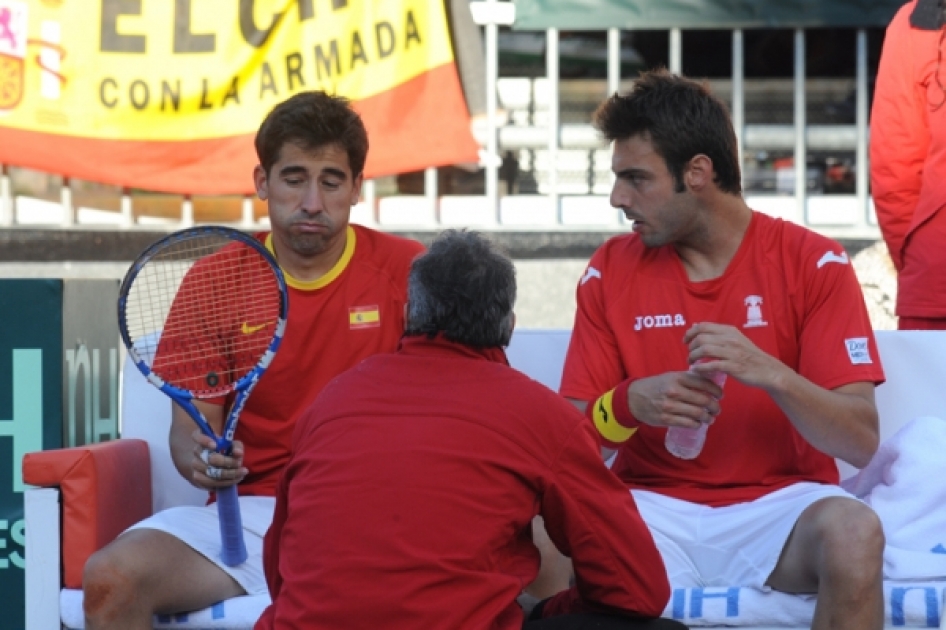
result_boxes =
[117,226,288,566]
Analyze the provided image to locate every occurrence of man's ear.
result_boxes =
[685,154,714,191]
[253,165,269,201]
[351,172,364,206]
[502,311,517,348]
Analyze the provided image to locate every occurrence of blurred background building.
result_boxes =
[0,0,903,328]
[0,0,898,237]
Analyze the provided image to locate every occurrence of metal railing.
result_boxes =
[0,0,880,241]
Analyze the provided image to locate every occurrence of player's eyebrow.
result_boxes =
[614,167,650,179]
[319,167,348,180]
[277,165,309,178]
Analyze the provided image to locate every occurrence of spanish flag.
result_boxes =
[349,305,381,330]
[0,1,478,194]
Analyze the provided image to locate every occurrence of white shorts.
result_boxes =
[631,482,857,589]
[127,496,275,596]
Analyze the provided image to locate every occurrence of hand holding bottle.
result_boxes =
[665,359,727,459]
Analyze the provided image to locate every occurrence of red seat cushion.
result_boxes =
[23,440,152,589]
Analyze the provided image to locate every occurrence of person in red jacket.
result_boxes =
[256,230,682,630]
[871,0,946,329]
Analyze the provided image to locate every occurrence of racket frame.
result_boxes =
[117,226,289,566]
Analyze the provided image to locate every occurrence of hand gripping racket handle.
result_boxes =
[216,485,248,566]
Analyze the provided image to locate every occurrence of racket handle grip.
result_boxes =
[216,485,248,566]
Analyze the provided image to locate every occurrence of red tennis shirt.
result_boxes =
[561,212,885,506]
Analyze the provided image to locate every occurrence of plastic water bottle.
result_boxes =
[665,360,727,460]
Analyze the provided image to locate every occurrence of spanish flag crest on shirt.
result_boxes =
[350,305,381,330]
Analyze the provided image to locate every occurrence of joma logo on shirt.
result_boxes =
[634,313,686,331]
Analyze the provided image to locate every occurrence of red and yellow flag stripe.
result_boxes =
[0,0,478,194]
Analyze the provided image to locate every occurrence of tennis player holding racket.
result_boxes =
[83,92,424,630]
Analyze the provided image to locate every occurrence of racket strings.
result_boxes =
[124,234,282,397]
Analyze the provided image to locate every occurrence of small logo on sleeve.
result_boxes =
[580,266,601,285]
[817,250,849,269]
[349,305,380,330]
[845,337,872,365]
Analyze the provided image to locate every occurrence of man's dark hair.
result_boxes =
[406,230,516,349]
[593,69,742,195]
[255,91,369,177]
[909,0,945,29]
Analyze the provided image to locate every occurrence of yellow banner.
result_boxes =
[0,0,454,140]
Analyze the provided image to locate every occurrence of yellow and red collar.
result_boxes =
[265,225,356,291]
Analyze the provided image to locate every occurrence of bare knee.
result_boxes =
[82,540,149,622]
[813,499,885,583]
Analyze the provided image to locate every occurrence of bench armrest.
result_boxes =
[23,440,152,589]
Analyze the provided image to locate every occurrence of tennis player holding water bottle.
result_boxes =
[554,70,887,630]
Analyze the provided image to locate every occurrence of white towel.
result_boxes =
[61,582,945,629]
[662,582,946,627]
[60,589,271,629]
[60,581,946,629]
[842,416,946,581]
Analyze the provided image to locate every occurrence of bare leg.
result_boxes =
[83,529,246,630]
[526,515,575,599]
[767,496,884,630]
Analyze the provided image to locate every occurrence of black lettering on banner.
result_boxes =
[314,41,340,80]
[99,78,118,108]
[174,0,216,53]
[405,10,421,48]
[239,0,284,48]
[375,21,395,59]
[129,79,150,110]
[293,0,350,24]
[199,78,213,109]
[350,30,367,69]
[259,61,279,98]
[221,76,241,106]
[297,0,314,21]
[161,80,181,111]
[100,0,146,53]
[285,52,305,90]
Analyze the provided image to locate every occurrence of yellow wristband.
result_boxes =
[591,388,637,444]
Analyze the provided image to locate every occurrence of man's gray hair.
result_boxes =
[406,230,516,348]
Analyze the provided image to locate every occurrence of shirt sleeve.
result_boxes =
[560,250,626,402]
[538,418,670,618]
[797,244,886,390]
[870,3,928,270]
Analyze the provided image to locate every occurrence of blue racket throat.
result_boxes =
[118,226,288,568]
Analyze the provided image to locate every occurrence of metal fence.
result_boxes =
[0,0,880,241]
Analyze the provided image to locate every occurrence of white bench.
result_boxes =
[23,329,946,629]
